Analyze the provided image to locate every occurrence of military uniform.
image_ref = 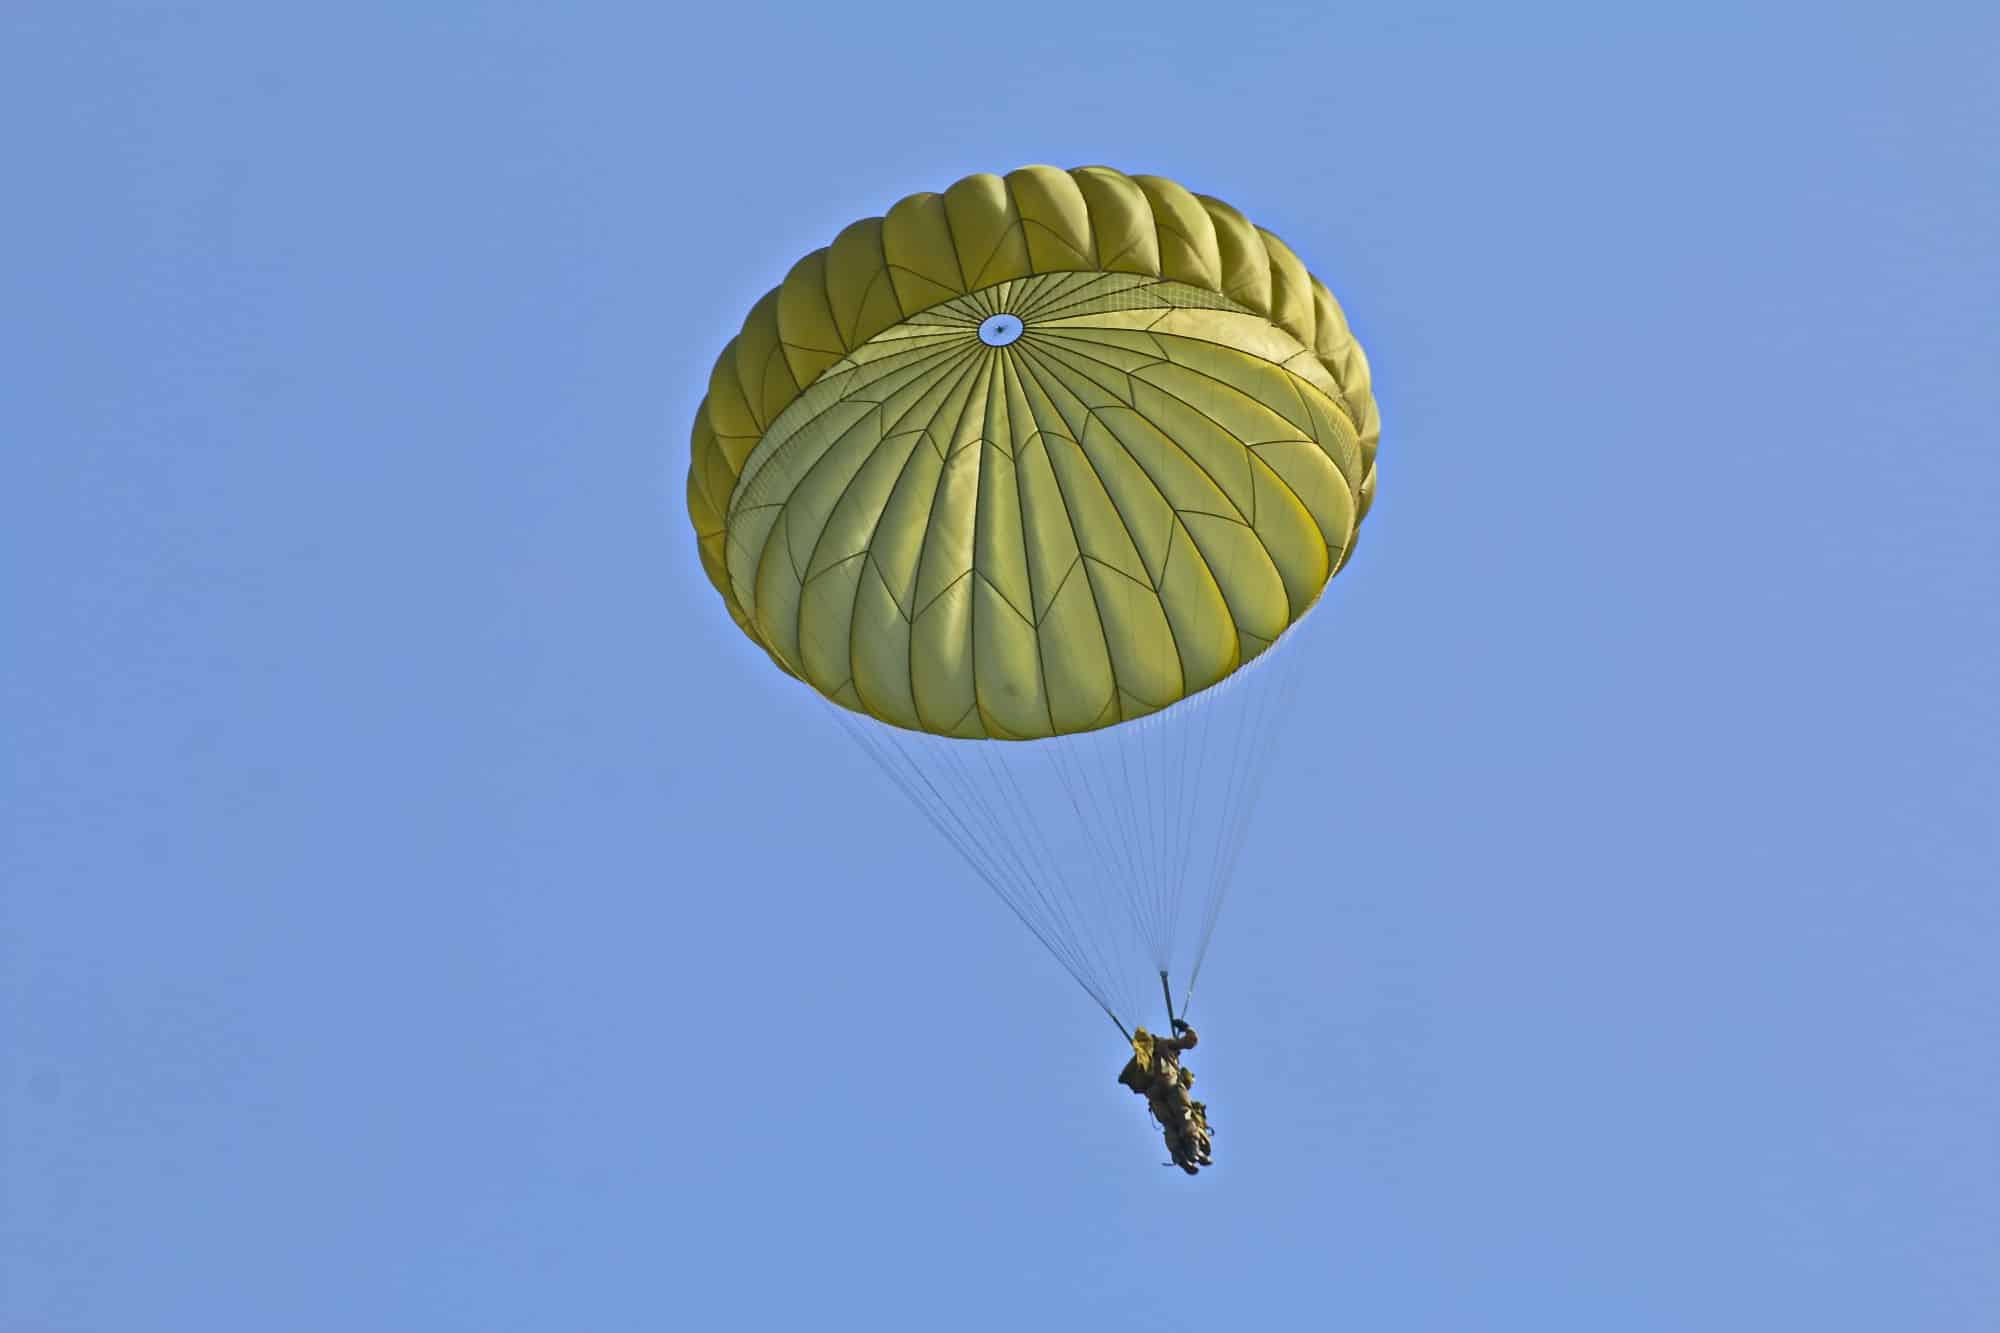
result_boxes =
[1118,1023,1214,1174]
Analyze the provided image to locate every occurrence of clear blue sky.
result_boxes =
[5,4,1996,1329]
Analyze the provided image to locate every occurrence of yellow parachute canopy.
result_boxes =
[687,166,1379,740]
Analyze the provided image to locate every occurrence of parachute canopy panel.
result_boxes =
[687,166,1380,740]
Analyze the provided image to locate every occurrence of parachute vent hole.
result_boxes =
[978,314,1023,347]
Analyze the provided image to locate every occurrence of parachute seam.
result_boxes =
[1081,554,1158,594]
[1199,196,1273,313]
[1260,234,1314,351]
[1044,319,1346,444]
[728,319,766,435]
[931,193,973,298]
[1016,270,1104,320]
[1017,218,1093,271]
[1031,331,1348,556]
[779,343,988,700]
[722,405,846,614]
[780,262,845,371]
[826,346,991,722]
[730,334,980,526]
[1021,275,1175,325]
[902,340,992,734]
[973,361,1038,619]
[972,569,1034,627]
[972,219,1029,290]
[1009,344,1128,731]
[1011,169,1097,272]
[1076,168,1147,274]
[1011,342,1170,592]
[1072,168,1106,269]
[1135,177,1222,289]
[687,411,725,539]
[967,344,990,734]
[816,246,851,354]
[1021,335,1281,570]
[1020,336,1303,661]
[1030,551,1086,625]
[799,550,866,588]
[997,352,1061,740]
[988,274,1352,452]
[755,316,801,431]
[873,217,908,323]
[707,180,1358,502]
[1014,342,1191,712]
[854,267,901,343]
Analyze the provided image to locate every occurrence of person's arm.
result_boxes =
[1164,1020,1199,1052]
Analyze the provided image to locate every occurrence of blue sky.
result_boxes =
[5,3,1996,1329]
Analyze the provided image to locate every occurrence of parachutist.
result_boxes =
[687,167,1381,1166]
[1118,1022,1214,1175]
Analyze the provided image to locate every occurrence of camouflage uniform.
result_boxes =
[1118,1022,1214,1174]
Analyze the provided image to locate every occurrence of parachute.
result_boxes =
[686,166,1379,1033]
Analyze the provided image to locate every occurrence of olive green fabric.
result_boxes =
[1117,1026,1194,1090]
[1118,1027,1160,1092]
[1118,1029,1209,1145]
[686,166,1379,738]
